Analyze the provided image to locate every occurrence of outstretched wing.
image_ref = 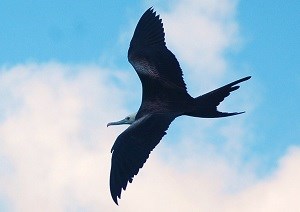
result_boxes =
[110,114,174,205]
[128,8,187,95]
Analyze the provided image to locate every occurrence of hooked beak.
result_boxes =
[107,118,128,127]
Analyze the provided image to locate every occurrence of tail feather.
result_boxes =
[185,76,251,118]
[206,111,245,118]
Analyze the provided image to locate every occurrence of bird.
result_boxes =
[107,7,251,205]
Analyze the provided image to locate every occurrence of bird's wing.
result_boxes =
[110,113,174,205]
[128,7,187,93]
[191,76,251,117]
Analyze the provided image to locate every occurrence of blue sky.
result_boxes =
[238,0,299,171]
[0,0,299,211]
[0,0,151,66]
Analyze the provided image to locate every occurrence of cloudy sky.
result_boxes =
[0,0,299,211]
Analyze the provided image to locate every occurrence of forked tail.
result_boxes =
[185,76,251,118]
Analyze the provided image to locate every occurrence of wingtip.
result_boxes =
[111,190,120,205]
[146,6,155,15]
[148,6,154,11]
[143,6,162,22]
[112,197,119,205]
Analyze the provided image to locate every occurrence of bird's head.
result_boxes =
[107,112,137,127]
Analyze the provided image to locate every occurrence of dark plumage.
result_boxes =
[107,7,251,205]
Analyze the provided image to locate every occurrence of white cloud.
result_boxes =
[223,147,300,212]
[121,147,300,211]
[0,63,127,211]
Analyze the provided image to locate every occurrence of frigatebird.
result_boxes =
[107,7,251,205]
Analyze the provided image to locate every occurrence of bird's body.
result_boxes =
[107,8,251,205]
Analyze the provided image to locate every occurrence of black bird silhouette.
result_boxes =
[107,7,251,205]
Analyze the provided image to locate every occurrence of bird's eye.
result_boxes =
[125,117,130,120]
